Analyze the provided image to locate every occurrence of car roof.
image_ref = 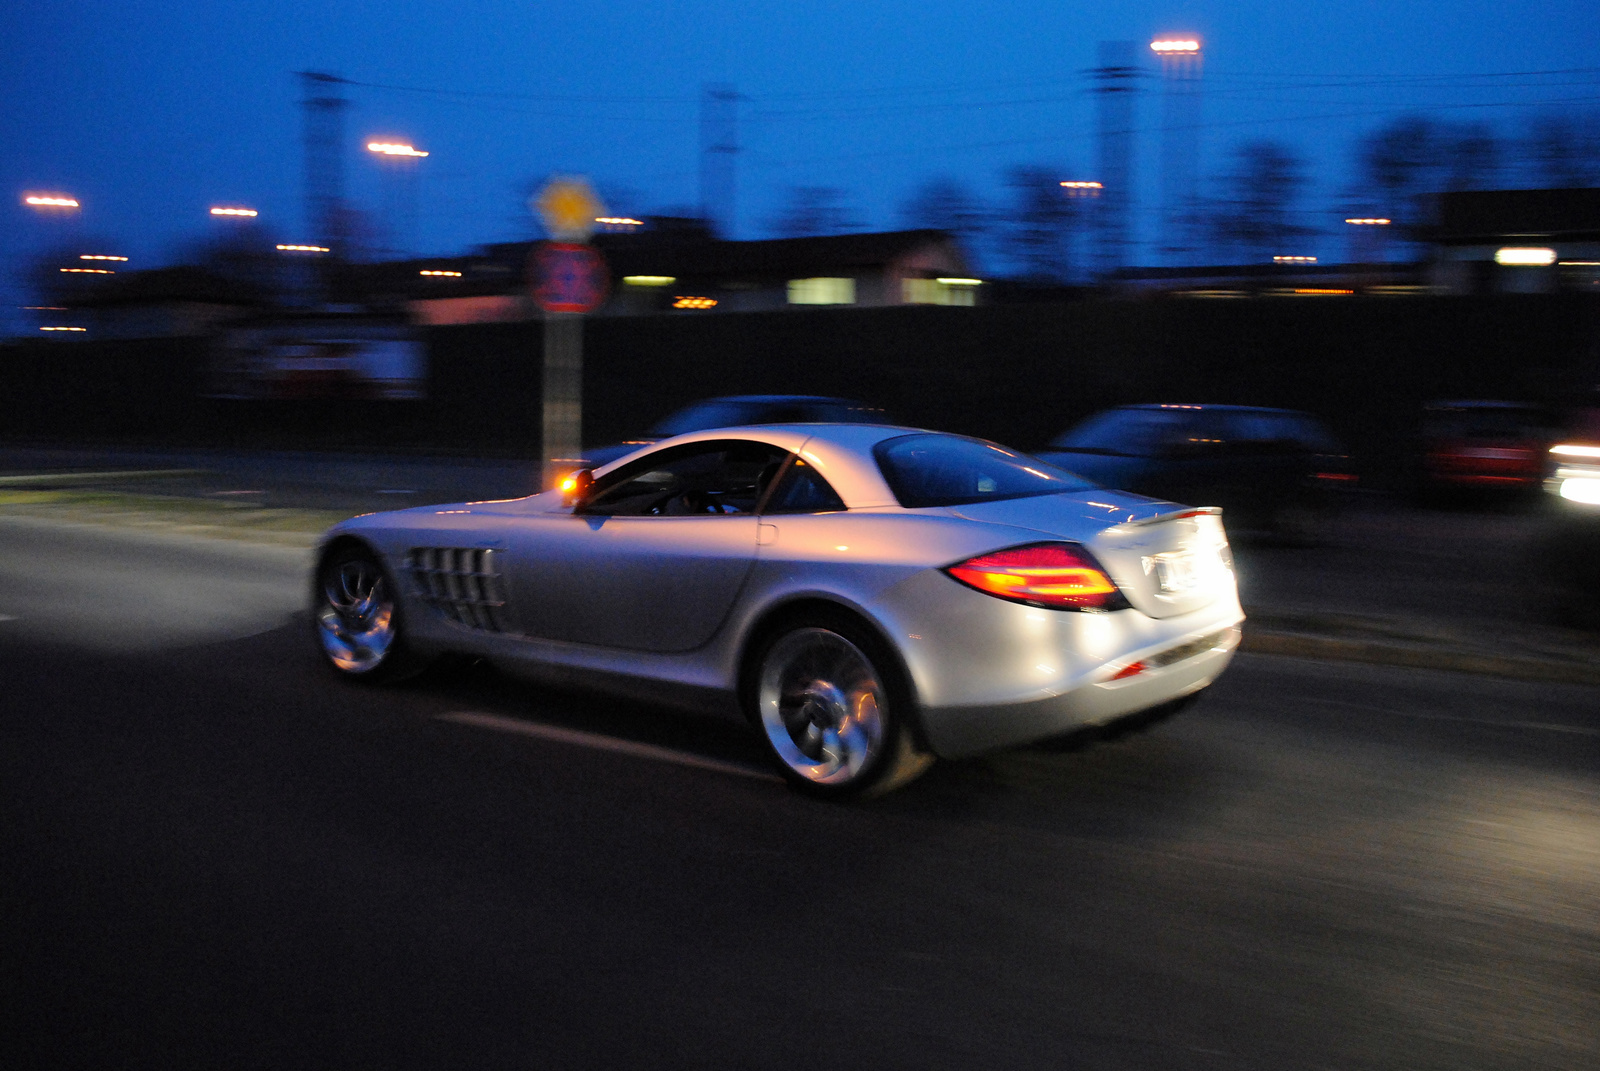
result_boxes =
[1116,403,1309,415]
[597,422,945,509]
[1424,399,1543,410]
[702,394,867,405]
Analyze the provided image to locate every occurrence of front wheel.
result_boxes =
[749,617,931,798]
[312,545,426,681]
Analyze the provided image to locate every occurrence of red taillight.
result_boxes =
[945,542,1128,611]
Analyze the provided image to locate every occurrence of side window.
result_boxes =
[762,457,846,514]
[581,441,789,517]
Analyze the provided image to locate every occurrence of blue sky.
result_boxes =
[3,0,1597,299]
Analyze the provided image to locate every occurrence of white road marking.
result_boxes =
[0,614,16,622]
[437,711,782,782]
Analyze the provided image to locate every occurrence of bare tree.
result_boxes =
[1210,140,1310,262]
[1353,115,1510,249]
[768,187,864,238]
[998,166,1079,281]
[1524,112,1600,188]
[1441,121,1504,192]
[898,176,988,251]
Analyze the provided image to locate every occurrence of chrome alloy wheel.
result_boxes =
[757,627,888,786]
[316,556,397,674]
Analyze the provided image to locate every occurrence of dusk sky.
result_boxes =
[5,0,1598,300]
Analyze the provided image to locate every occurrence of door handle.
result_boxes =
[757,523,778,546]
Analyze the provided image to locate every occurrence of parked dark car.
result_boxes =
[1414,400,1554,499]
[1035,404,1355,541]
[581,395,890,470]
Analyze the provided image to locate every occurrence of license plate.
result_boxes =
[1145,550,1201,594]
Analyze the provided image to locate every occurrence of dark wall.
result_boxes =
[4,295,1597,485]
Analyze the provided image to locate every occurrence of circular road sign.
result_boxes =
[530,242,610,314]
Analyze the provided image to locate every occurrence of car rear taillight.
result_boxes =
[945,542,1129,611]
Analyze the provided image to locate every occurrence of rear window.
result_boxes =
[648,398,883,436]
[1049,408,1195,456]
[874,433,1096,508]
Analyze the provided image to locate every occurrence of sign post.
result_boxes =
[530,177,608,489]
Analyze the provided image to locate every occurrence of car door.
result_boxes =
[506,439,789,651]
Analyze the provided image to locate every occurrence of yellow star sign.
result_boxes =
[533,176,605,243]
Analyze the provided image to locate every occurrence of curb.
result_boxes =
[1242,629,1600,687]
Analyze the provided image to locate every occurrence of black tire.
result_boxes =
[311,543,428,683]
[745,610,932,798]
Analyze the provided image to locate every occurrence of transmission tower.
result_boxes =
[1153,37,1203,264]
[1092,41,1140,277]
[699,83,739,238]
[300,71,350,256]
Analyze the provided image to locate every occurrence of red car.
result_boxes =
[1417,400,1554,494]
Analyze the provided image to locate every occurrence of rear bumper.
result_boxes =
[917,619,1241,759]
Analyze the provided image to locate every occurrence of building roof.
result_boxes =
[484,227,962,282]
[1434,187,1600,243]
[61,266,266,308]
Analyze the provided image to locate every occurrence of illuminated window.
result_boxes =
[902,278,978,306]
[787,277,855,305]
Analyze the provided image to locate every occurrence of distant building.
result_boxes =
[1429,188,1600,295]
[389,220,978,324]
[1106,261,1426,299]
[39,266,264,339]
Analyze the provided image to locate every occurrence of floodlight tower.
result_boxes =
[300,71,350,256]
[1151,36,1203,265]
[699,83,739,238]
[1092,41,1140,278]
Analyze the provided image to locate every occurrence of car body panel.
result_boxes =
[318,423,1243,761]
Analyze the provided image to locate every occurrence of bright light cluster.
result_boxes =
[1274,256,1318,263]
[1059,181,1102,189]
[24,195,79,208]
[595,217,644,226]
[210,207,258,217]
[60,267,114,274]
[936,277,983,286]
[1150,39,1200,53]
[80,254,128,261]
[673,296,717,309]
[419,270,462,277]
[367,142,429,157]
[624,275,675,286]
[1551,443,1600,459]
[1495,247,1556,266]
[1294,288,1354,295]
[276,244,330,253]
[1345,218,1391,225]
[39,326,86,332]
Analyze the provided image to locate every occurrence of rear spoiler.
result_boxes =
[1116,505,1222,528]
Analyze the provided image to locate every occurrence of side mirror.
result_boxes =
[559,468,594,506]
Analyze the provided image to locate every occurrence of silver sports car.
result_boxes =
[312,424,1243,796]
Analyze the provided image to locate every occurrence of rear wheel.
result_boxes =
[312,545,426,681]
[749,616,931,798]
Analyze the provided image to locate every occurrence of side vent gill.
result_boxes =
[408,547,507,632]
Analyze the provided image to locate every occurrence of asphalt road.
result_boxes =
[2,517,1597,1071]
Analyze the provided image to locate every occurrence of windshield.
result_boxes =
[648,397,883,437]
[1049,408,1193,456]
[649,400,775,437]
[874,433,1097,508]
